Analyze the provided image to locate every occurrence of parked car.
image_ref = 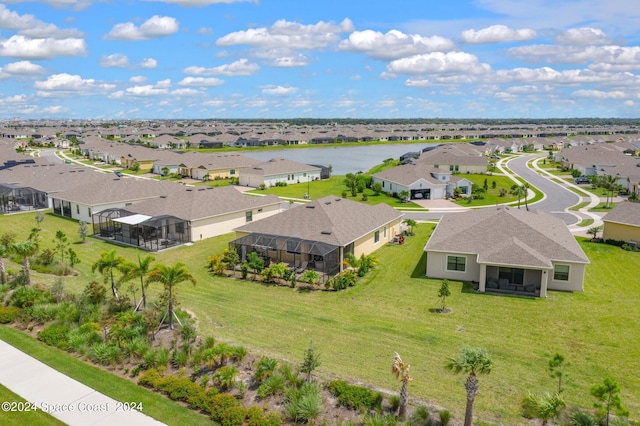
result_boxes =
[575,177,590,184]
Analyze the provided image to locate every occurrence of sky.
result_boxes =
[2,0,640,120]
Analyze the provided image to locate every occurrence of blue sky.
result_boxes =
[2,0,640,119]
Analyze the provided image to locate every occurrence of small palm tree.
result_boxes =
[445,347,493,426]
[12,240,38,286]
[403,218,417,235]
[510,184,527,209]
[120,252,155,310]
[523,392,566,425]
[92,249,125,299]
[391,352,412,420]
[587,226,603,241]
[147,262,196,330]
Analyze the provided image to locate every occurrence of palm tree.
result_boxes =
[601,175,617,208]
[445,347,493,426]
[510,184,527,209]
[92,249,125,299]
[12,240,38,286]
[587,225,603,241]
[523,392,566,425]
[391,352,412,420]
[120,252,155,310]
[522,183,531,211]
[403,218,417,235]
[147,262,196,330]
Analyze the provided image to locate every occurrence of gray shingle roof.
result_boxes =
[242,158,321,177]
[603,202,640,227]
[234,195,403,247]
[425,207,589,267]
[372,163,444,186]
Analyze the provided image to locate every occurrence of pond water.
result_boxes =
[236,142,444,175]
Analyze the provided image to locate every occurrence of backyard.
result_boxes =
[1,212,639,424]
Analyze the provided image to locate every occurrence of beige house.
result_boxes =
[238,158,322,188]
[230,195,403,280]
[424,207,590,297]
[602,202,640,244]
[92,186,282,251]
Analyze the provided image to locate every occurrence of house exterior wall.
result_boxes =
[547,262,586,292]
[191,203,282,241]
[603,222,640,243]
[353,217,403,258]
[239,170,321,188]
[372,177,447,199]
[425,251,481,282]
[191,167,241,180]
[54,198,152,223]
[152,164,179,175]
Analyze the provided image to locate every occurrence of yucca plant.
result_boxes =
[285,382,323,424]
[213,365,240,391]
[255,357,279,383]
[257,374,286,398]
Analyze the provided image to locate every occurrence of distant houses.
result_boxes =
[238,158,322,188]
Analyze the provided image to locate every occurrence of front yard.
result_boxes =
[1,212,639,423]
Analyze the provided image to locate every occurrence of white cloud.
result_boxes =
[507,44,640,70]
[461,25,536,44]
[140,58,158,69]
[0,5,83,38]
[130,76,147,84]
[184,59,259,76]
[494,66,639,85]
[126,85,169,96]
[34,73,116,93]
[171,88,201,96]
[571,89,626,99]
[2,0,95,11]
[339,29,455,60]
[217,18,353,50]
[269,55,309,67]
[556,27,612,45]
[105,15,179,40]
[178,76,224,86]
[260,85,297,96]
[0,35,86,59]
[100,53,130,68]
[386,52,491,75]
[1,60,45,76]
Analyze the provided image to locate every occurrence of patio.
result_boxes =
[484,265,542,296]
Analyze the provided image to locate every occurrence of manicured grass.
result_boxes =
[577,218,594,227]
[589,202,619,212]
[569,201,590,211]
[0,326,211,425]
[0,384,65,426]
[248,175,421,208]
[452,173,544,207]
[2,212,639,423]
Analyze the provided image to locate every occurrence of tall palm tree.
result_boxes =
[147,262,196,330]
[391,352,412,420]
[92,249,125,299]
[120,252,155,310]
[11,240,38,286]
[522,183,531,211]
[445,347,493,426]
[510,184,527,209]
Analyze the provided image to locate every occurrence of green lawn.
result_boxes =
[569,201,590,211]
[0,383,65,426]
[452,173,544,207]
[247,175,422,208]
[1,212,639,423]
[589,202,619,212]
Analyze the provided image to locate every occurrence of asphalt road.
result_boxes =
[404,153,581,225]
[506,154,580,225]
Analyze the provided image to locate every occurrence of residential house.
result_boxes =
[371,163,472,200]
[92,186,282,251]
[230,195,404,280]
[415,143,489,173]
[602,202,640,244]
[238,158,322,188]
[424,207,590,297]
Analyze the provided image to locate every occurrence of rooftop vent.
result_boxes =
[305,205,315,209]
[321,231,332,235]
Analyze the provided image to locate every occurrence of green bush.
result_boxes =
[222,406,247,426]
[28,303,59,324]
[90,342,123,365]
[327,380,382,411]
[138,368,163,388]
[285,382,323,424]
[37,323,70,350]
[409,406,433,426]
[210,393,240,424]
[0,306,21,323]
[438,409,452,426]
[388,394,400,413]
[10,286,48,308]
[257,374,286,398]
[246,407,284,426]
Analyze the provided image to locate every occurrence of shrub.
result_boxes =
[387,394,400,413]
[37,323,70,350]
[285,382,323,424]
[138,368,163,388]
[327,380,382,411]
[10,286,48,308]
[409,406,433,426]
[255,357,279,383]
[246,407,284,426]
[0,306,21,324]
[90,342,123,365]
[83,280,107,305]
[568,408,597,426]
[222,406,247,426]
[257,374,286,398]
[438,409,452,426]
[211,394,240,424]
[29,303,59,324]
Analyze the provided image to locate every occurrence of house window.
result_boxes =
[449,165,454,171]
[88,208,92,216]
[76,205,80,214]
[553,264,570,281]
[383,225,387,238]
[245,211,252,222]
[230,169,235,175]
[447,256,466,272]
[176,222,185,234]
[374,230,380,243]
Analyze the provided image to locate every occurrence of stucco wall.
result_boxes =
[353,218,403,258]
[547,262,586,292]
[425,251,481,282]
[603,222,640,243]
[191,203,281,241]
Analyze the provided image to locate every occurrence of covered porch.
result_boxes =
[92,208,190,251]
[0,184,48,214]
[479,264,550,297]
[229,233,342,282]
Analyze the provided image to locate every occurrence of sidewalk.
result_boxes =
[0,339,165,426]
